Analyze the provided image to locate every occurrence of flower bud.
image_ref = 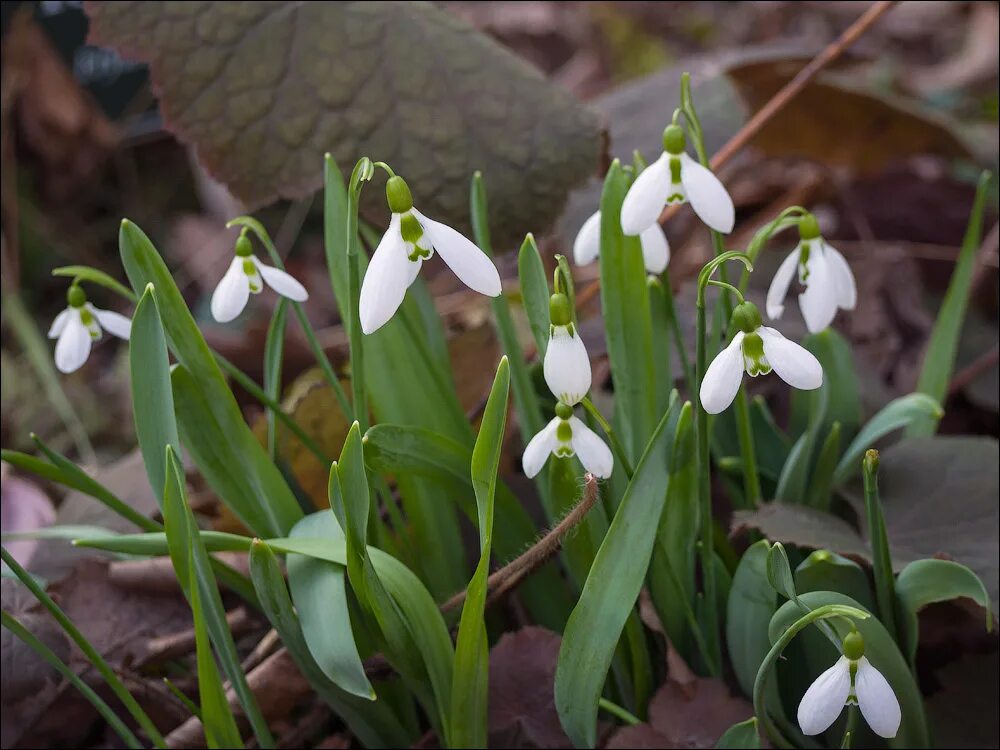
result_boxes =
[549,293,572,327]
[842,630,865,661]
[662,124,686,155]
[799,213,821,241]
[67,285,86,308]
[731,300,762,334]
[386,175,413,214]
[235,232,254,257]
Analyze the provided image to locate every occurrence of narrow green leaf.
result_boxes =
[0,612,144,749]
[895,559,992,664]
[119,220,301,536]
[833,394,943,485]
[451,358,509,747]
[908,171,992,437]
[647,276,673,418]
[807,422,840,510]
[263,299,289,461]
[517,233,552,356]
[789,329,861,440]
[716,717,760,749]
[52,265,137,302]
[776,385,827,504]
[129,285,180,509]
[555,397,681,748]
[598,159,657,460]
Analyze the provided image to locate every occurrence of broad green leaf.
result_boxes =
[555,397,681,748]
[119,220,301,536]
[517,233,551,356]
[908,171,991,437]
[770,592,931,748]
[451,357,509,748]
[87,1,601,247]
[895,559,993,664]
[726,540,776,698]
[161,448,273,747]
[833,393,943,485]
[795,550,873,613]
[248,538,414,748]
[286,513,373,699]
[129,285,180,509]
[52,265,137,302]
[716,717,760,749]
[598,159,657,461]
[188,546,243,749]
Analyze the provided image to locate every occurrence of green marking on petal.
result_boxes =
[400,211,424,245]
[799,242,811,282]
[669,156,682,184]
[242,259,256,276]
[742,332,771,377]
[79,308,94,326]
[556,420,573,443]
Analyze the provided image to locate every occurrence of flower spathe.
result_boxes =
[522,403,613,479]
[543,293,592,405]
[211,233,308,323]
[621,125,735,236]
[798,632,901,739]
[49,285,131,374]
[359,175,502,334]
[573,210,670,274]
[700,301,822,414]
[766,214,857,333]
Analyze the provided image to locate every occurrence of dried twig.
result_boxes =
[138,607,252,667]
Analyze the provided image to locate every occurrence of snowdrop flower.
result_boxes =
[211,232,308,323]
[766,214,857,334]
[798,630,901,739]
[359,175,501,334]
[522,402,613,479]
[700,300,822,414]
[48,285,131,374]
[543,293,591,405]
[573,210,670,274]
[621,124,735,236]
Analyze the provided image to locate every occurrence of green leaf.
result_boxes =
[769,592,931,748]
[598,159,657,461]
[263,299,288,461]
[765,542,797,601]
[555,397,681,748]
[908,171,992,437]
[52,265,137,302]
[517,233,551,356]
[833,393,943,485]
[789,329,861,440]
[716,717,760,749]
[86,1,601,247]
[129,284,180,509]
[795,550,874,613]
[776,385,827,504]
[119,220,301,536]
[451,357,509,747]
[807,422,840,510]
[248,538,414,747]
[188,546,244,749]
[161,448,274,747]
[726,540,776,698]
[895,559,993,664]
[286,512,374,699]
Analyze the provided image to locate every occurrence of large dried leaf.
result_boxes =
[85,1,602,246]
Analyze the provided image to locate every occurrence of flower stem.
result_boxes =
[659,267,694,396]
[598,698,642,726]
[580,397,634,479]
[733,388,762,507]
[346,161,372,432]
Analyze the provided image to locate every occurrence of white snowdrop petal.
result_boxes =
[253,257,309,302]
[621,152,671,235]
[413,210,502,297]
[573,211,602,266]
[568,417,613,479]
[797,656,852,736]
[855,658,901,739]
[359,215,411,335]
[91,306,132,340]
[824,242,857,311]
[798,252,839,333]
[544,327,592,405]
[639,223,670,274]
[758,326,823,390]
[406,256,423,288]
[766,247,801,320]
[522,418,561,478]
[48,308,72,339]
[679,152,735,234]
[700,331,746,414]
[54,314,92,374]
[211,257,251,323]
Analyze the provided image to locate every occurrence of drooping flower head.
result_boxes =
[573,209,670,275]
[766,213,857,334]
[49,284,132,374]
[543,292,591,406]
[700,300,822,414]
[798,630,901,739]
[522,402,613,479]
[211,231,309,323]
[359,175,501,334]
[621,124,735,236]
